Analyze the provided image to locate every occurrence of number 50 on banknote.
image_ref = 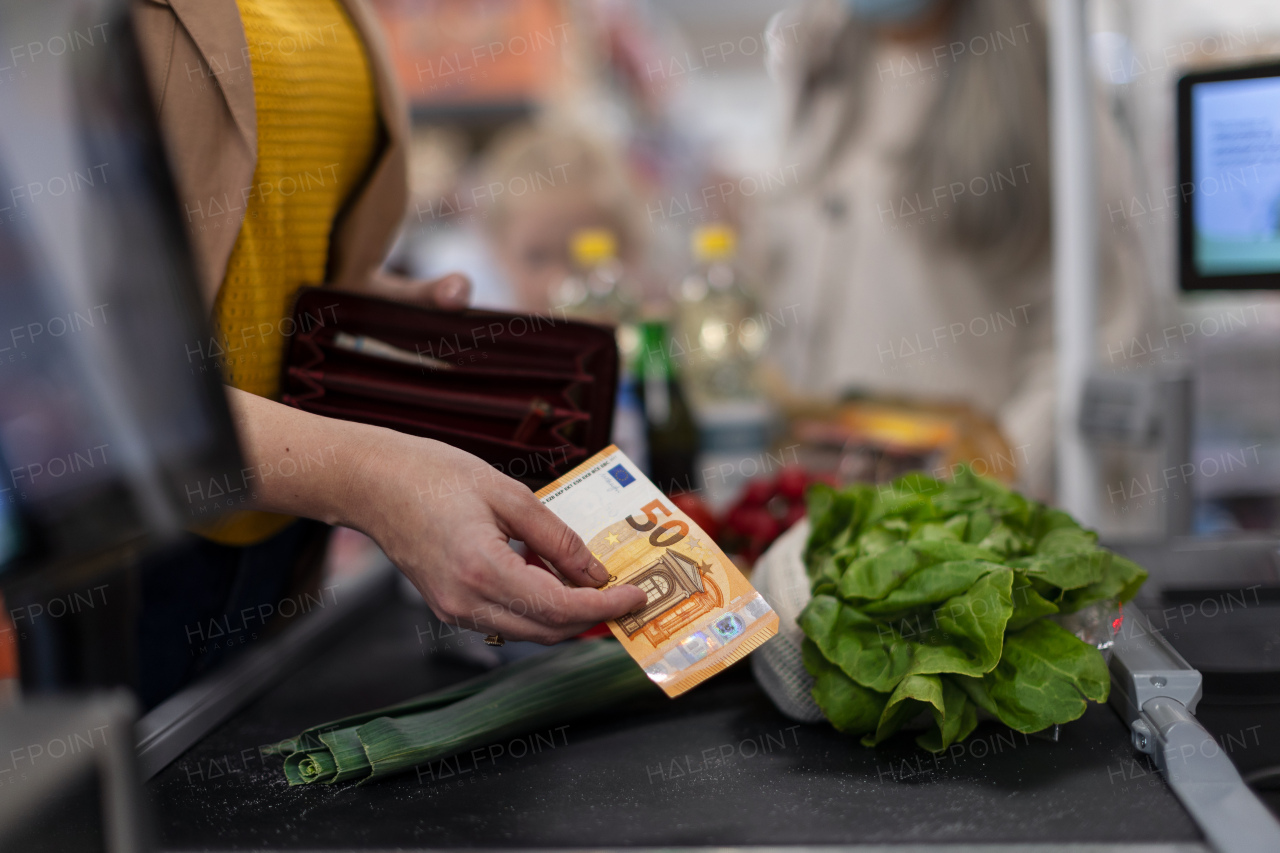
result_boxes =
[537,446,779,697]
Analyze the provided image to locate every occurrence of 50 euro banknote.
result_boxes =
[536,445,778,697]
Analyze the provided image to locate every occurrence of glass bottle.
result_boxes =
[674,224,775,513]
[673,223,766,405]
[555,229,648,471]
[635,315,698,495]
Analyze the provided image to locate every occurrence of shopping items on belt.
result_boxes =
[270,640,656,785]
[752,468,1146,752]
[785,396,1018,487]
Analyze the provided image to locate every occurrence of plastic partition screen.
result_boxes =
[0,0,241,579]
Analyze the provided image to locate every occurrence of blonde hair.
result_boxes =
[479,123,643,257]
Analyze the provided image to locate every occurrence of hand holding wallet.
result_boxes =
[280,288,619,488]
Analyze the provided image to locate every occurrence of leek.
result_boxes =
[277,639,658,785]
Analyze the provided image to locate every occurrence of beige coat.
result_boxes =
[757,15,1159,503]
[129,0,409,309]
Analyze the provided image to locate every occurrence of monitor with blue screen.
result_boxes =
[1179,62,1280,290]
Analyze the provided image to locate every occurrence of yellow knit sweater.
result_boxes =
[200,0,378,546]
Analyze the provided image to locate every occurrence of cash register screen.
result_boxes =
[1179,62,1280,290]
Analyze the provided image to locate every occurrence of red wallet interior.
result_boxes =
[280,288,618,487]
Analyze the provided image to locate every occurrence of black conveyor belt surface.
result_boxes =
[146,596,1204,850]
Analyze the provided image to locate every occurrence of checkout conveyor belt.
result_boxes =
[142,586,1231,852]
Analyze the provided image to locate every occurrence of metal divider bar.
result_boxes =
[135,560,396,780]
[1109,606,1280,853]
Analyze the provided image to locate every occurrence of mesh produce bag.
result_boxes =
[750,519,824,723]
[751,510,1128,741]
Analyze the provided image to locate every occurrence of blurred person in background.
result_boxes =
[130,0,643,706]
[755,0,1160,498]
[478,123,645,313]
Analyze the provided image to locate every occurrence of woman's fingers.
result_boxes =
[463,604,597,645]
[482,541,646,641]
[494,487,612,589]
[418,272,471,309]
[373,271,472,308]
[423,532,644,644]
[372,440,650,645]
[493,575,647,632]
[445,576,642,644]
[472,585,645,643]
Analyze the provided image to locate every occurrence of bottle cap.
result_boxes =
[570,228,618,267]
[692,223,736,262]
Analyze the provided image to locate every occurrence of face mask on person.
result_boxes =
[843,0,943,24]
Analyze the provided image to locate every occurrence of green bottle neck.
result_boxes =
[636,320,674,380]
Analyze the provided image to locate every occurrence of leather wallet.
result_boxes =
[280,287,618,488]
